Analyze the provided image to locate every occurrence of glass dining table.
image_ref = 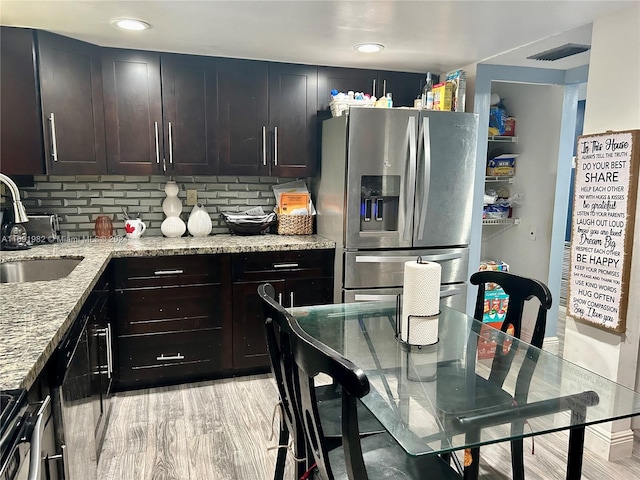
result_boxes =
[289,300,640,479]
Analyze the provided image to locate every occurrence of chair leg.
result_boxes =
[511,439,525,480]
[463,447,480,480]
[273,423,289,480]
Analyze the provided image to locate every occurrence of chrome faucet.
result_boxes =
[0,173,29,224]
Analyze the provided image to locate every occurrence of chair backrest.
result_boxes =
[470,270,552,348]
[287,309,371,480]
[258,283,305,462]
[470,271,552,389]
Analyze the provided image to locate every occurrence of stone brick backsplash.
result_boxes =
[19,175,289,238]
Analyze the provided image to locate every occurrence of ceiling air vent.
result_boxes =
[527,43,590,61]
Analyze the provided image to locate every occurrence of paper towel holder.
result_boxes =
[395,294,440,350]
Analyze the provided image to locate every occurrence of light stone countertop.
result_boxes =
[0,234,335,392]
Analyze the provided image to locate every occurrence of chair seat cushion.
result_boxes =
[326,432,462,479]
[316,384,385,439]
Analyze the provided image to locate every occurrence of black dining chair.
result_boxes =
[440,270,552,480]
[286,302,463,480]
[259,283,384,480]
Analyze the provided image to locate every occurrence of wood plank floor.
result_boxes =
[98,374,640,480]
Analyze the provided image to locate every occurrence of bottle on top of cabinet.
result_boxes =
[421,72,433,110]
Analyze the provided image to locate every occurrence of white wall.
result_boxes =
[563,1,640,457]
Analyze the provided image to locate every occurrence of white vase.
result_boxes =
[187,203,212,237]
[161,216,186,238]
[161,180,186,237]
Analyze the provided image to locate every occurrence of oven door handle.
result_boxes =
[27,395,50,480]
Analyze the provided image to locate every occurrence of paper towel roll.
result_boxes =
[401,260,441,345]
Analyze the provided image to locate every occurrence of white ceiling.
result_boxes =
[1,1,635,73]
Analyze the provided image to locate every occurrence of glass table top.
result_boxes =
[289,301,640,456]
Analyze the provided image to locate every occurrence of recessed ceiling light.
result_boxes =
[113,19,151,31]
[354,43,384,53]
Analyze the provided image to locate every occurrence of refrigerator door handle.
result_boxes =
[416,116,431,240]
[355,252,463,263]
[402,115,417,241]
[440,285,464,298]
[354,293,398,302]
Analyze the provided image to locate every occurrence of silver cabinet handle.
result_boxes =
[290,291,294,308]
[274,126,278,166]
[157,353,184,361]
[278,293,283,305]
[372,78,376,98]
[168,122,173,165]
[48,113,59,162]
[355,253,462,263]
[273,263,299,269]
[382,79,387,97]
[262,125,267,166]
[154,121,160,165]
[106,323,113,379]
[355,293,397,302]
[27,396,50,480]
[154,269,184,275]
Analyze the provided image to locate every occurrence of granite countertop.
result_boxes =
[0,234,335,392]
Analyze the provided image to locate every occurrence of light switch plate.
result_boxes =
[186,189,198,206]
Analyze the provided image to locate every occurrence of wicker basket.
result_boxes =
[277,214,313,235]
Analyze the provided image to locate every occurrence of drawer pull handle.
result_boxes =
[273,263,299,269]
[154,269,184,276]
[157,353,185,361]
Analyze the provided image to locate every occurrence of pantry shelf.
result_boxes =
[482,218,521,226]
[488,135,518,143]
[485,176,515,183]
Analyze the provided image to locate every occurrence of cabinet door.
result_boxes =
[317,66,378,110]
[0,27,45,175]
[232,279,285,370]
[102,49,164,174]
[217,58,269,175]
[378,71,424,107]
[287,276,334,308]
[38,30,106,174]
[268,63,318,177]
[161,53,218,175]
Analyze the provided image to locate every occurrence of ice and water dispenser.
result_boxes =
[360,175,400,232]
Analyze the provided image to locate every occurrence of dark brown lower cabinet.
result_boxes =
[112,254,232,389]
[231,249,335,371]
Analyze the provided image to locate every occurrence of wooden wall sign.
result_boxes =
[568,129,639,333]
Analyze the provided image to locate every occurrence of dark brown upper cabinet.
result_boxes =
[0,27,45,175]
[102,49,163,175]
[376,70,424,107]
[38,30,107,174]
[318,66,425,110]
[217,58,270,176]
[218,59,318,177]
[102,50,217,175]
[268,63,318,177]
[317,66,378,111]
[160,53,218,175]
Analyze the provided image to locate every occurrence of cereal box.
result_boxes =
[486,154,518,176]
[431,81,453,111]
[445,69,466,112]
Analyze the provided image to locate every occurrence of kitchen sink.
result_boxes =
[0,258,83,283]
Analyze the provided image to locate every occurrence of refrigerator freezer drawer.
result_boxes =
[343,284,467,313]
[343,247,469,289]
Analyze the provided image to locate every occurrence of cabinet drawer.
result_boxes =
[118,329,221,384]
[113,255,225,288]
[115,284,222,334]
[232,249,334,282]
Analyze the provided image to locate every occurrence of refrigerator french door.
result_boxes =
[316,107,478,307]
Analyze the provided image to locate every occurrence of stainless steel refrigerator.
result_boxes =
[315,107,478,312]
